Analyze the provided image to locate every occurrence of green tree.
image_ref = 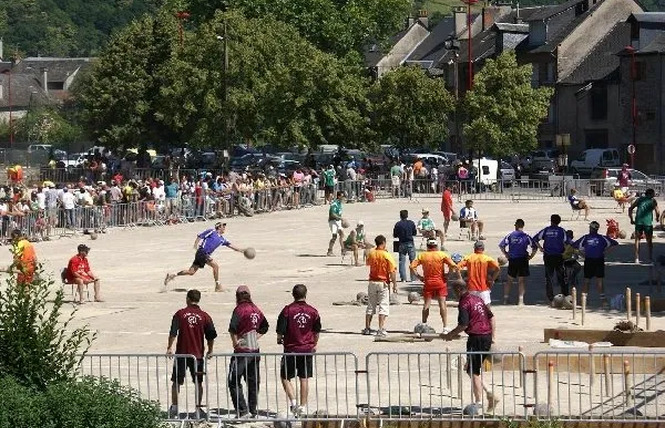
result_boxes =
[13,108,83,146]
[369,65,454,149]
[462,51,553,158]
[175,0,412,57]
[0,266,95,388]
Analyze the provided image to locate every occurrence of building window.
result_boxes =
[585,129,609,148]
[590,84,607,121]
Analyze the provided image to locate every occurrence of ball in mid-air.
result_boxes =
[341,218,350,228]
[243,247,256,259]
[90,232,98,240]
[407,292,420,303]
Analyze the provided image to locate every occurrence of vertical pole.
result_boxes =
[645,296,652,331]
[603,354,611,397]
[223,20,229,149]
[624,360,633,405]
[581,293,587,326]
[589,344,595,388]
[626,287,632,321]
[572,287,577,320]
[636,292,641,327]
[631,50,636,168]
[467,1,473,90]
[518,345,523,389]
[446,347,452,391]
[547,361,554,414]
[7,69,12,147]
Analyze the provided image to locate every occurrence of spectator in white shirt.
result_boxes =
[61,188,77,228]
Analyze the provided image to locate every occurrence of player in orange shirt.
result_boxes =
[457,241,500,306]
[9,229,36,286]
[410,239,459,332]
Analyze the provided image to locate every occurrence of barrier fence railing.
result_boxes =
[79,350,665,423]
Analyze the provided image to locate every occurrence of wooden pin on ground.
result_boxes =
[636,292,641,327]
[626,287,632,320]
[581,293,587,326]
[646,296,652,331]
[572,287,577,320]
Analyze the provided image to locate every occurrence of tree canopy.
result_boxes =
[462,52,553,158]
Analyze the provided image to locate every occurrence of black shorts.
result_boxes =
[466,334,492,375]
[507,257,530,278]
[192,248,211,269]
[635,224,654,236]
[584,257,605,279]
[324,185,334,194]
[280,354,314,379]
[171,357,205,385]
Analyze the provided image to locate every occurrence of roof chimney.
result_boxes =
[41,67,48,94]
[418,9,429,30]
[407,16,415,28]
[454,7,467,37]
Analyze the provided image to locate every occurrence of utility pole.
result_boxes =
[223,20,229,149]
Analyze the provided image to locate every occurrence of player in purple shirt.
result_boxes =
[534,214,570,302]
[499,219,537,305]
[277,284,322,417]
[164,222,245,292]
[573,221,618,306]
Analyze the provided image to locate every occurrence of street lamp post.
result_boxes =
[445,38,461,151]
[463,0,478,90]
[625,45,637,168]
[216,23,230,149]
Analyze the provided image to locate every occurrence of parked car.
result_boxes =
[570,149,621,175]
[63,153,87,170]
[593,167,661,195]
[27,144,53,154]
[499,160,515,182]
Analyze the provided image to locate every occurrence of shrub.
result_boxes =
[0,266,95,388]
[0,375,166,428]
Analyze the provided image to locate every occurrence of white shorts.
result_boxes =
[470,290,492,305]
[367,280,390,316]
[391,176,400,187]
[329,220,342,235]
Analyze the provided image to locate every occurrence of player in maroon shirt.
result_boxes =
[228,285,269,418]
[276,284,321,417]
[441,280,498,413]
[167,289,218,419]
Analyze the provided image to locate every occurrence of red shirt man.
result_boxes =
[167,289,217,418]
[441,186,454,220]
[66,244,102,303]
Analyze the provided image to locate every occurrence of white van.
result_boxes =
[472,157,499,186]
[570,149,621,174]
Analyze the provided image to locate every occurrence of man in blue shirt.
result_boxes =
[164,222,244,292]
[393,209,417,282]
[534,214,569,303]
[499,219,537,306]
[574,221,618,306]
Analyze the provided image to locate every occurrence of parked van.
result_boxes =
[472,157,499,186]
[570,149,621,174]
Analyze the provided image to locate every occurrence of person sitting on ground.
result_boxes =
[568,188,590,220]
[417,209,445,248]
[612,183,634,213]
[344,221,374,266]
[66,243,102,303]
[459,200,485,240]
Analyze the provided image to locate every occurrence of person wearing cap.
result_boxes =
[164,222,245,292]
[417,208,445,248]
[167,289,217,419]
[327,191,346,257]
[499,219,538,305]
[65,243,101,303]
[629,187,660,264]
[9,229,37,286]
[410,239,459,332]
[441,280,498,412]
[228,286,269,418]
[344,221,373,266]
[618,163,632,188]
[457,241,500,306]
[322,165,336,204]
[534,214,570,303]
[573,221,618,306]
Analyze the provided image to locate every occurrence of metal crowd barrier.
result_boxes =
[79,353,203,422]
[364,351,527,420]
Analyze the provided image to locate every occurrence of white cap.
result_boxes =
[357,220,364,227]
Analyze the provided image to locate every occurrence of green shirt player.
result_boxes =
[327,191,346,256]
[629,188,661,264]
[344,221,373,266]
[323,165,336,203]
[417,209,445,248]
[390,163,402,197]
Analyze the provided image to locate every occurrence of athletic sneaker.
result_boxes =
[635,258,640,264]
[376,329,387,337]
[195,408,207,420]
[290,405,306,418]
[441,327,451,335]
[486,393,500,411]
[327,250,334,257]
[164,273,175,286]
[168,405,179,419]
[361,328,373,335]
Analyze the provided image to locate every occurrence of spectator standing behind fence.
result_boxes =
[277,284,321,417]
[61,187,76,228]
[390,162,402,197]
[393,209,417,282]
[167,289,217,419]
[228,285,269,419]
[10,229,36,286]
[323,165,336,204]
[66,244,102,303]
[441,280,499,413]
[534,214,569,303]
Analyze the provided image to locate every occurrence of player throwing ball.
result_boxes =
[164,222,245,292]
